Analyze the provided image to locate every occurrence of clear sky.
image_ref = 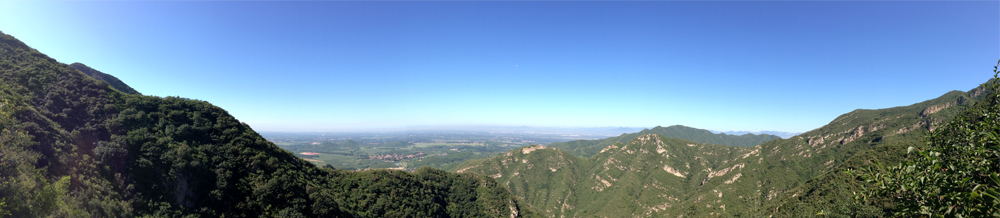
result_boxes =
[1,1,997,133]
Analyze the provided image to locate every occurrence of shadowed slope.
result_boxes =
[70,62,140,95]
[761,81,997,217]
[0,31,535,218]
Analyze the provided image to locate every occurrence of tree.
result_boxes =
[856,61,1000,217]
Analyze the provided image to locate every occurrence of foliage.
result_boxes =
[858,63,1000,217]
[0,31,125,217]
[5,27,997,218]
[69,62,140,95]
[457,76,989,217]
[456,136,755,217]
[755,77,991,217]
[0,31,530,217]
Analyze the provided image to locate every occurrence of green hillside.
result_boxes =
[856,75,1000,217]
[454,80,993,217]
[547,125,781,158]
[70,62,141,95]
[454,136,751,217]
[759,84,996,217]
[0,31,535,218]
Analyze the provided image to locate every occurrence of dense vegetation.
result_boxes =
[755,84,994,217]
[547,125,782,158]
[454,136,751,217]
[857,65,1000,217]
[456,77,993,217]
[3,27,996,217]
[0,31,535,217]
[69,63,140,95]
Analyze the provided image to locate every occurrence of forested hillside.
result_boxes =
[0,31,535,218]
[454,136,752,217]
[69,62,140,95]
[455,79,993,217]
[2,27,993,217]
[855,69,999,217]
[761,83,995,217]
[547,125,781,158]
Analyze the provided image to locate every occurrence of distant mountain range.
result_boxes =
[276,125,799,140]
[3,29,996,217]
[709,130,803,139]
[311,125,648,137]
[0,31,534,217]
[453,80,994,217]
[547,125,782,158]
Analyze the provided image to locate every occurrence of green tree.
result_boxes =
[857,61,1000,217]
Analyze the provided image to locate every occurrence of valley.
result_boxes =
[452,83,994,217]
[262,131,610,170]
[0,32,537,217]
[1,4,997,216]
[261,126,785,172]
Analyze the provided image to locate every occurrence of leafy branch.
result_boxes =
[856,60,1000,217]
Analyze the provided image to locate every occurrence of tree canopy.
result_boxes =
[858,63,1000,217]
[0,31,536,218]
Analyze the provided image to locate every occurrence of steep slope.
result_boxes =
[455,135,750,217]
[761,82,997,217]
[0,31,534,218]
[855,77,1000,217]
[547,125,781,158]
[455,81,991,217]
[70,62,140,95]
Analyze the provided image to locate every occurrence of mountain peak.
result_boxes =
[549,125,781,158]
[520,144,546,153]
[455,80,995,217]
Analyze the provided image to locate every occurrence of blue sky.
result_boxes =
[1,1,997,133]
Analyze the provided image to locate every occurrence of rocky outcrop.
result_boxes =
[921,101,956,117]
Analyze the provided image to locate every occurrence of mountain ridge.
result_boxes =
[0,31,535,217]
[454,79,993,217]
[70,62,140,95]
[546,125,781,158]
[710,130,801,139]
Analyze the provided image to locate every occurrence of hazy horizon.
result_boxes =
[253,124,799,136]
[2,1,996,133]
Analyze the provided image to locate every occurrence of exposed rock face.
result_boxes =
[521,145,549,154]
[453,134,750,217]
[971,85,988,98]
[724,173,742,184]
[663,164,687,178]
[708,163,744,179]
[452,84,992,217]
[921,101,956,117]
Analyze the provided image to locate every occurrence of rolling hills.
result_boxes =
[0,31,534,217]
[546,125,782,158]
[2,27,994,217]
[454,80,994,217]
[454,135,752,217]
